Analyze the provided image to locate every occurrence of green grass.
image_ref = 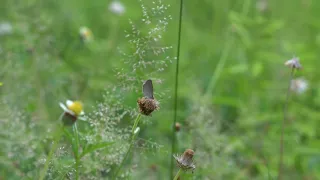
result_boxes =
[1,0,320,179]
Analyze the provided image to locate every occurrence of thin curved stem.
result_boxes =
[278,68,295,180]
[205,0,250,97]
[73,123,80,180]
[113,114,142,179]
[205,34,233,97]
[170,0,184,178]
[131,114,142,136]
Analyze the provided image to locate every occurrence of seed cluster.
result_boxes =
[137,97,159,116]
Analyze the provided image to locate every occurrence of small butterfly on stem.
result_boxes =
[137,79,159,116]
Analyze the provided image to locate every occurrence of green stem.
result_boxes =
[170,0,184,177]
[39,114,64,180]
[277,68,295,180]
[131,114,142,137]
[205,34,233,97]
[113,114,142,179]
[173,168,182,180]
[73,123,80,180]
[205,0,250,98]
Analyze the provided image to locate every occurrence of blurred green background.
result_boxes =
[1,0,320,179]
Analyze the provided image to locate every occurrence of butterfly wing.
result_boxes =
[143,79,154,99]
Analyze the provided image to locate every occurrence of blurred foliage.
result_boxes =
[1,0,320,179]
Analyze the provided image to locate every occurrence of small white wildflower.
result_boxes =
[0,22,13,36]
[109,1,125,15]
[79,26,93,42]
[59,100,84,116]
[284,57,302,69]
[290,78,308,94]
[59,100,85,125]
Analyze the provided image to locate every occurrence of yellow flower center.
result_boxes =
[84,30,91,37]
[67,101,83,116]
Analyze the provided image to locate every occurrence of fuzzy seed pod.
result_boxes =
[137,97,159,116]
[173,149,196,172]
[175,122,181,132]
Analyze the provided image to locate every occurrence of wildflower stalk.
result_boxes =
[170,0,183,178]
[73,123,80,180]
[173,168,182,180]
[278,67,295,180]
[39,113,64,180]
[131,114,142,137]
[113,113,142,179]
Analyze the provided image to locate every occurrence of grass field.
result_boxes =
[1,0,320,179]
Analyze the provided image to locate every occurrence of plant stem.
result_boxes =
[277,67,295,180]
[205,34,233,97]
[173,168,182,180]
[73,123,80,180]
[131,114,142,137]
[170,0,184,178]
[39,114,64,180]
[113,113,142,179]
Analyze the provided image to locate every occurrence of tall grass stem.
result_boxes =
[113,113,142,179]
[277,67,295,180]
[73,123,80,180]
[170,0,184,178]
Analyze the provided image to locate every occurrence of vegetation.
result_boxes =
[1,0,319,179]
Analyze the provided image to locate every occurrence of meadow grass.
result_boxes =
[1,0,320,179]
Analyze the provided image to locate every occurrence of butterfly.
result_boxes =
[143,79,154,99]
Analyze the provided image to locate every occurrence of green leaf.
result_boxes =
[0,82,2,86]
[80,142,114,159]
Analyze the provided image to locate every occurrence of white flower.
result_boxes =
[79,26,93,42]
[109,1,125,15]
[290,78,308,94]
[59,100,84,116]
[284,57,302,69]
[0,22,12,36]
